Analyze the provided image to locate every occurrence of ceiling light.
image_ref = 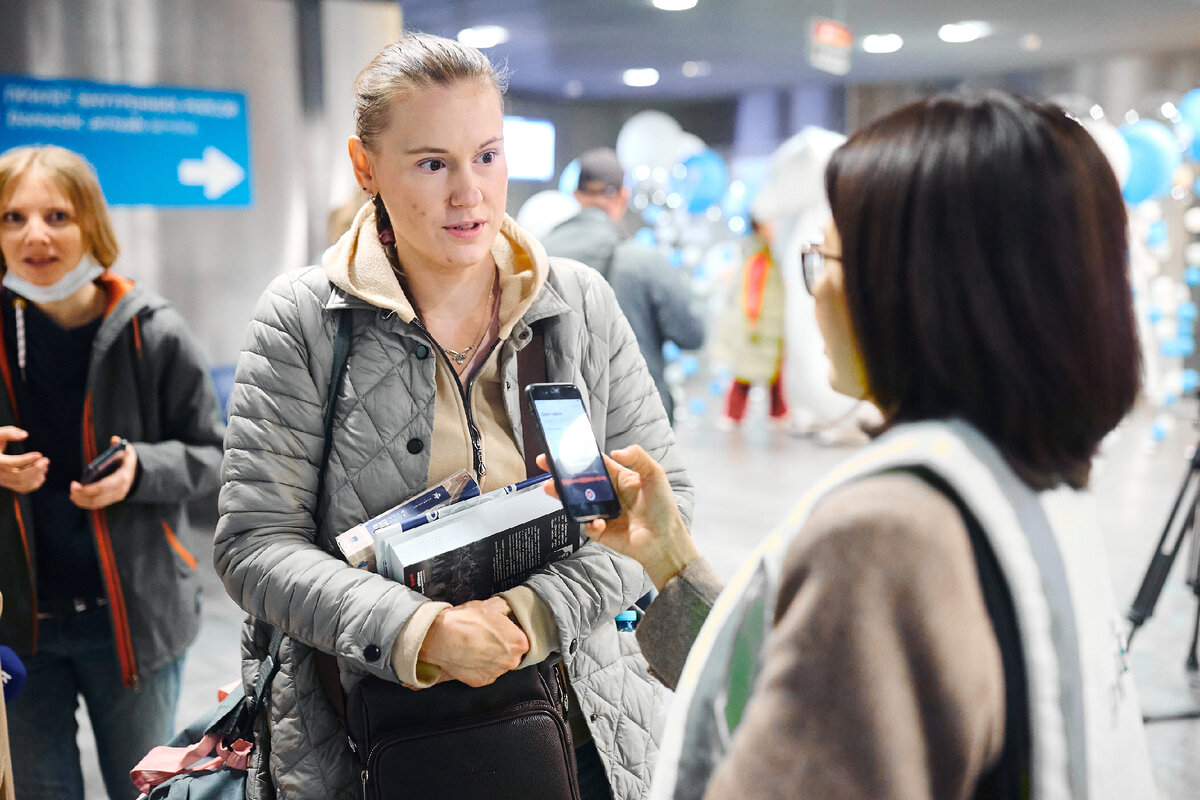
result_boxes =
[1161,102,1180,120]
[1020,33,1042,51]
[653,0,698,10]
[861,34,903,54]
[938,21,992,43]
[1125,110,1139,124]
[623,68,660,87]
[682,60,711,78]
[457,25,509,49]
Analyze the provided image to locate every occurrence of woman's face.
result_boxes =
[813,220,869,399]
[351,79,507,278]
[0,167,87,285]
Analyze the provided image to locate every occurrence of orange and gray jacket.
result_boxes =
[0,271,225,688]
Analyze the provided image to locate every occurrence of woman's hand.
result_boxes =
[69,436,138,510]
[538,445,699,590]
[0,426,48,494]
[418,595,529,687]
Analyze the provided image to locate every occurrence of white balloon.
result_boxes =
[1082,118,1131,189]
[515,190,580,241]
[673,132,707,163]
[1184,206,1200,235]
[616,111,683,172]
[1186,242,1200,268]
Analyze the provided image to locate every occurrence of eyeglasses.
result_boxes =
[800,242,841,296]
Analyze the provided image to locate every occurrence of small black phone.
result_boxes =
[81,439,127,484]
[525,383,621,523]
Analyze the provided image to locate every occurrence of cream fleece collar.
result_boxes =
[322,201,548,340]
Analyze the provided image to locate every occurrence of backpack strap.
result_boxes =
[909,468,1031,800]
[313,309,354,724]
[517,325,547,478]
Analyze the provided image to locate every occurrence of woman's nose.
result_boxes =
[449,170,483,208]
[22,217,50,244]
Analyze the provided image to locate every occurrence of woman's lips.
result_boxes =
[444,221,485,239]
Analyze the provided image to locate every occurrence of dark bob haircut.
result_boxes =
[825,90,1140,489]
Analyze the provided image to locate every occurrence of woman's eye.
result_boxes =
[47,210,71,224]
[420,158,446,173]
[0,211,20,225]
[477,150,497,165]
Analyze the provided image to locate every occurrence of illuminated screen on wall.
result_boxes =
[503,116,555,181]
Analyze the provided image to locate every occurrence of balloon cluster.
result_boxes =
[1069,88,1200,443]
[517,110,747,424]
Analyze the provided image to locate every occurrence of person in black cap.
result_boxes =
[542,147,704,423]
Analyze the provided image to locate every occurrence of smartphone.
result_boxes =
[81,439,127,484]
[525,383,621,523]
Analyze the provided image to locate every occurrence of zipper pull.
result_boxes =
[13,297,26,383]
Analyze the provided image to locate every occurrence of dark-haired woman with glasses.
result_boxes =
[545,89,1157,800]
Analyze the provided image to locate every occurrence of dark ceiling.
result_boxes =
[395,0,1200,100]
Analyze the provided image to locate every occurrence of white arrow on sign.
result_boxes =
[177,146,246,200]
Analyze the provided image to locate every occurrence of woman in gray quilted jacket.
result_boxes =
[214,32,693,800]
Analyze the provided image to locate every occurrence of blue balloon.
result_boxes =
[1151,421,1168,442]
[1180,301,1198,321]
[558,158,581,195]
[688,397,708,416]
[662,341,681,362]
[1187,266,1200,287]
[1148,304,1164,323]
[1183,368,1200,393]
[669,249,685,268]
[679,354,699,377]
[1179,88,1200,160]
[1180,337,1195,357]
[1164,392,1179,406]
[1120,119,1180,205]
[634,228,657,246]
[708,379,727,396]
[642,204,664,226]
[1147,219,1169,246]
[1179,319,1195,338]
[671,149,728,214]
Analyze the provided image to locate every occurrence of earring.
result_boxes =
[373,193,396,246]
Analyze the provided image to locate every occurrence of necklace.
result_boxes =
[442,281,497,367]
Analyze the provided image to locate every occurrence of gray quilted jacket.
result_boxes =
[214,215,694,800]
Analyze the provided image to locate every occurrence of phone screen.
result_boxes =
[527,385,621,522]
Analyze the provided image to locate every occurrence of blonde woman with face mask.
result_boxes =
[0,145,225,800]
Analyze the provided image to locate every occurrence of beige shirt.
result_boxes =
[324,207,561,686]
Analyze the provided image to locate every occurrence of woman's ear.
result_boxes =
[348,136,375,195]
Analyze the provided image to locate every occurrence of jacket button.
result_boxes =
[364,644,381,662]
[589,713,598,722]
[568,639,578,655]
[415,344,430,359]
[407,438,423,454]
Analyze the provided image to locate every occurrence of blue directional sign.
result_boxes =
[0,75,252,207]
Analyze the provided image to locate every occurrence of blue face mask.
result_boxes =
[2,255,104,304]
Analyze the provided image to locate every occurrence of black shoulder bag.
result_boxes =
[320,312,581,800]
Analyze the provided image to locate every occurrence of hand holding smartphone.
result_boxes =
[525,383,621,523]
[81,439,128,484]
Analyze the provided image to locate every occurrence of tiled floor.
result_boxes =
[74,398,1199,798]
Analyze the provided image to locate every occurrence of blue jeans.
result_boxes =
[8,606,184,800]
